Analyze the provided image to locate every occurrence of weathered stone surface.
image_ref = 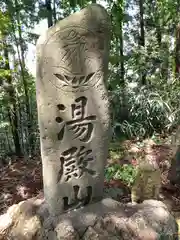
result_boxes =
[0,197,43,240]
[47,198,177,240]
[36,3,111,215]
[0,197,178,239]
[55,221,79,240]
[131,139,161,203]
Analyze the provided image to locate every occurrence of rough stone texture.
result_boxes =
[168,146,180,185]
[41,198,178,240]
[36,3,111,216]
[0,197,178,240]
[131,140,161,203]
[0,197,43,240]
[167,127,180,184]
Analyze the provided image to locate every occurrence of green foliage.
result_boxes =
[1,0,180,156]
[0,11,11,38]
[107,0,180,140]
[110,74,180,139]
[105,163,137,186]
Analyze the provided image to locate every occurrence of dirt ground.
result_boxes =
[1,139,180,222]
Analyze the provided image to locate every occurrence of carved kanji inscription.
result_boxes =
[63,185,92,211]
[57,146,96,183]
[55,96,96,142]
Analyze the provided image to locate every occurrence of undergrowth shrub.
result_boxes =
[111,81,180,139]
[104,163,137,186]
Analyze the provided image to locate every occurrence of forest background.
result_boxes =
[1,0,180,158]
[1,0,180,214]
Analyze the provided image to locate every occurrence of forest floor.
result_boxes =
[1,134,180,223]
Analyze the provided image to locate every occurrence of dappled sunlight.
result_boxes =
[1,135,180,219]
[108,135,180,218]
[16,185,31,199]
[1,0,180,237]
[0,157,43,214]
[0,212,12,232]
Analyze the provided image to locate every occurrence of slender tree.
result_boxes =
[45,0,53,27]
[138,0,146,85]
[3,40,22,156]
[175,25,180,77]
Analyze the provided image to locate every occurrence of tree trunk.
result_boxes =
[45,0,53,27]
[3,41,22,156]
[11,0,33,155]
[139,0,145,47]
[119,16,125,85]
[53,0,57,24]
[156,25,161,46]
[175,25,180,78]
[139,0,146,85]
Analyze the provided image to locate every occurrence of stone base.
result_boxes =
[41,198,178,239]
[0,197,178,240]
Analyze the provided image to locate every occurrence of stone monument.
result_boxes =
[36,4,111,215]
